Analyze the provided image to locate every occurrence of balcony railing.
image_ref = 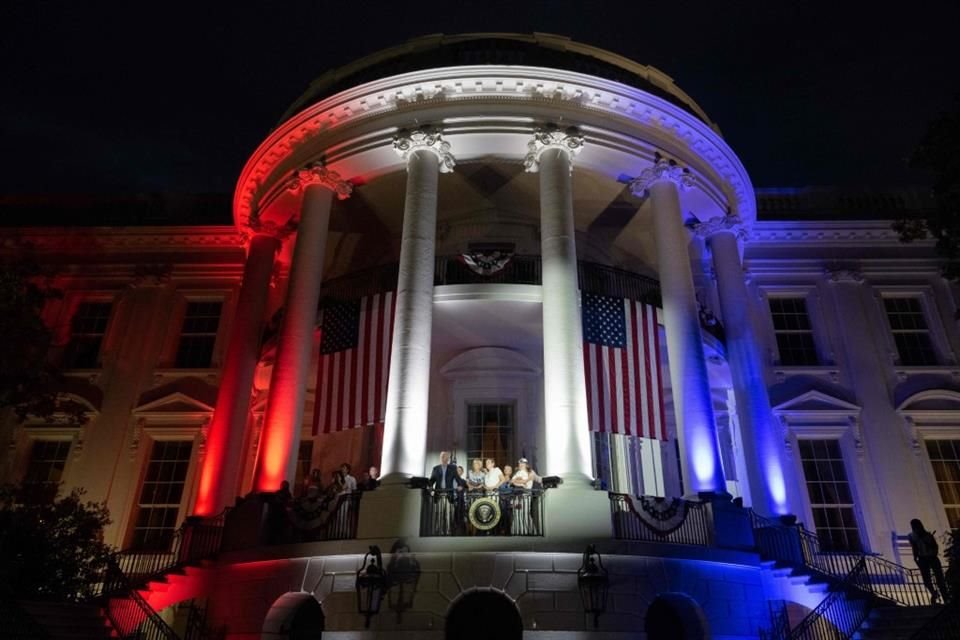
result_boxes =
[221,491,362,551]
[419,489,544,537]
[118,510,229,585]
[609,494,714,546]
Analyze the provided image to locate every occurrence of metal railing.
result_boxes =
[435,254,541,286]
[609,494,713,546]
[759,600,790,640]
[786,559,874,640]
[909,605,960,639]
[285,491,362,542]
[119,509,228,586]
[420,489,544,537]
[750,511,928,607]
[99,560,178,640]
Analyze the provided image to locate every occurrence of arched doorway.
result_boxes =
[446,589,522,640]
[645,593,709,640]
[288,598,324,640]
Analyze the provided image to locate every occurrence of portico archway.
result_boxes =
[445,588,522,640]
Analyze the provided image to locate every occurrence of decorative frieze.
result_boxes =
[522,125,584,173]
[628,154,695,196]
[826,268,865,284]
[393,126,456,173]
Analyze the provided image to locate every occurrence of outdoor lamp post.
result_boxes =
[577,544,609,628]
[356,545,386,628]
[386,539,420,621]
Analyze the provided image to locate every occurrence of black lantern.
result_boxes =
[386,539,420,621]
[356,545,386,628]
[577,544,609,628]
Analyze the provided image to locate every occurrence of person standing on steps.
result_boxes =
[908,518,949,604]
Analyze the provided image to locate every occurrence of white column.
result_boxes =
[699,218,791,515]
[380,127,455,484]
[630,156,726,496]
[525,126,594,486]
[252,164,352,491]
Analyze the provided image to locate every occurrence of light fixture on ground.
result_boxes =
[356,545,386,628]
[577,544,609,628]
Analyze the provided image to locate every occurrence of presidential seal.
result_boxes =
[468,496,502,531]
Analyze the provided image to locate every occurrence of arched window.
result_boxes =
[645,593,709,640]
[446,589,521,640]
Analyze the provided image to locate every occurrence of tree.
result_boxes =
[0,484,114,602]
[894,94,960,280]
[0,263,82,423]
[945,528,960,606]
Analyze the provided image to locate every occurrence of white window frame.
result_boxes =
[873,286,954,369]
[57,292,118,371]
[160,291,230,372]
[759,285,836,374]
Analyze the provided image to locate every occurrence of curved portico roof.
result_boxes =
[280,32,717,131]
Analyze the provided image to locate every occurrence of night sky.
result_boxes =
[1,2,957,209]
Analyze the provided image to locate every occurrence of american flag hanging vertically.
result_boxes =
[312,292,396,434]
[582,292,667,440]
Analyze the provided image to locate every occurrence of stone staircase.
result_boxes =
[853,605,944,640]
[18,600,116,639]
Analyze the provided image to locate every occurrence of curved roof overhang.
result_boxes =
[235,64,755,240]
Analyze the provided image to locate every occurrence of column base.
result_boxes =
[356,481,422,540]
[543,486,612,541]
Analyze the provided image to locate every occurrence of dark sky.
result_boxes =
[1,1,958,199]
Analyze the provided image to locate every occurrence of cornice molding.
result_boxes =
[233,65,755,231]
[523,124,584,173]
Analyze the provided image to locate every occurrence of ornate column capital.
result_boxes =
[286,162,353,199]
[393,126,456,172]
[241,218,296,244]
[628,153,695,196]
[694,214,750,242]
[523,124,584,173]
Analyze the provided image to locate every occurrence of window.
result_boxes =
[174,301,222,368]
[132,440,193,550]
[925,440,960,528]
[466,403,515,470]
[884,297,937,366]
[769,297,818,366]
[23,440,70,498]
[799,439,862,552]
[63,301,112,368]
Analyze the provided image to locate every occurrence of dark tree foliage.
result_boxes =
[894,95,960,280]
[946,528,960,606]
[0,484,114,601]
[0,263,82,423]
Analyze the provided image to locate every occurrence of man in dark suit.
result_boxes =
[429,451,466,491]
[428,451,466,534]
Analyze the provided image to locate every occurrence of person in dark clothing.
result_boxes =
[908,518,949,603]
[428,451,466,491]
[428,451,466,535]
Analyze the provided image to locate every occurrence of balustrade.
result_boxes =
[419,488,545,537]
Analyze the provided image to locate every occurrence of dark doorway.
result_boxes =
[645,593,708,640]
[288,597,324,640]
[446,590,522,640]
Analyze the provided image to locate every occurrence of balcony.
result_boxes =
[419,488,545,537]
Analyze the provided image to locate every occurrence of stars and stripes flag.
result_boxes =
[312,292,396,434]
[582,292,667,440]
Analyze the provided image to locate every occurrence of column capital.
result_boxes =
[393,126,456,173]
[286,163,353,200]
[694,214,750,242]
[628,154,695,196]
[523,124,584,173]
[241,217,296,244]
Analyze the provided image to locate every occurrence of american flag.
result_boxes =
[582,293,667,440]
[312,292,396,434]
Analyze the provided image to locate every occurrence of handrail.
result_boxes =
[759,600,789,640]
[119,509,228,586]
[749,510,928,607]
[99,559,179,639]
[610,494,713,546]
[787,558,875,640]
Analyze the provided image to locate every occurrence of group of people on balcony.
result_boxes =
[428,451,542,535]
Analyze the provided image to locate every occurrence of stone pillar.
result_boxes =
[194,232,280,515]
[698,217,790,515]
[630,156,726,496]
[524,126,593,485]
[252,165,352,492]
[379,127,455,483]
